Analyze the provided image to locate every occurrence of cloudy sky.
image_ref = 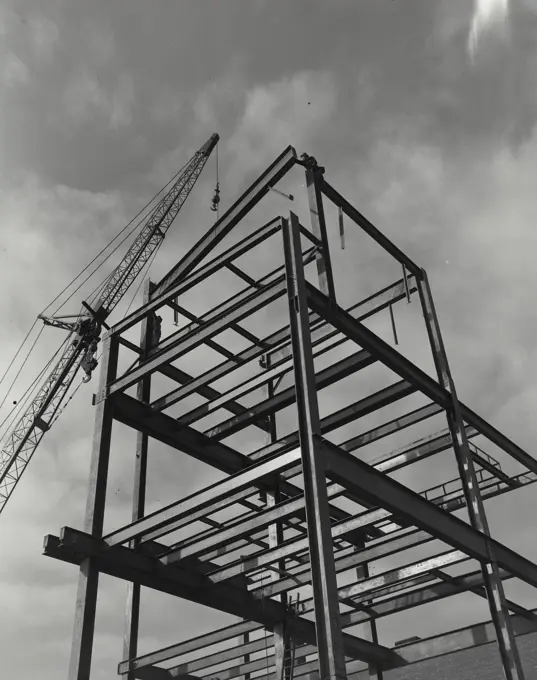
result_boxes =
[2,0,537,678]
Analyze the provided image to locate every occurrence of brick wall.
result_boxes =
[385,629,537,680]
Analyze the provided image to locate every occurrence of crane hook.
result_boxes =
[211,141,220,215]
[210,182,220,212]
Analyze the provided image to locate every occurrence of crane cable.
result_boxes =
[0,326,45,415]
[0,335,71,445]
[52,159,191,316]
[0,159,191,411]
[211,143,220,218]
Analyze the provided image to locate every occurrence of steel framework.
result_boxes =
[45,145,537,680]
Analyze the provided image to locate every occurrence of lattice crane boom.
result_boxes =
[0,133,218,516]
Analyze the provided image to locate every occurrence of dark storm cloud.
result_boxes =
[2,1,537,193]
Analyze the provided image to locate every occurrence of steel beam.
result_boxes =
[104,447,302,547]
[267,278,416,367]
[118,620,263,676]
[417,269,524,680]
[247,463,537,600]
[118,334,272,433]
[339,549,468,601]
[118,564,518,677]
[283,212,347,680]
[178,358,297,426]
[159,396,457,565]
[189,426,480,576]
[153,146,298,295]
[45,528,400,669]
[250,399,441,463]
[340,402,442,453]
[263,353,287,680]
[152,277,415,414]
[203,460,529,594]
[321,437,537,589]
[168,298,261,350]
[243,380,416,465]
[305,164,336,300]
[104,277,286,400]
[242,606,537,680]
[111,218,282,338]
[109,393,379,546]
[68,335,119,680]
[204,349,376,441]
[166,300,240,360]
[306,283,537,476]
[319,178,421,278]
[123,280,152,680]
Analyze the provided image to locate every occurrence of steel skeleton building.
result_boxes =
[45,145,537,680]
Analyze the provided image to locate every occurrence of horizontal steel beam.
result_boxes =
[161,382,434,564]
[178,357,296,427]
[105,277,286,400]
[169,397,449,561]
[206,462,535,595]
[235,465,537,599]
[152,277,415,413]
[153,145,298,295]
[119,336,270,433]
[340,402,443,453]
[111,218,282,337]
[339,549,468,600]
[45,528,401,669]
[321,437,537,588]
[197,426,482,578]
[104,448,302,547]
[204,350,376,440]
[307,283,537,476]
[118,564,516,676]
[118,619,263,676]
[320,179,422,277]
[168,298,262,348]
[249,399,442,463]
[267,277,417,366]
[110,393,376,546]
[313,380,416,435]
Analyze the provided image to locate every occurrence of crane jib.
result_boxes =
[0,132,218,518]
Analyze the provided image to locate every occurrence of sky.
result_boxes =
[2,0,537,678]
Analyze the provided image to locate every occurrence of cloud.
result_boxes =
[63,70,135,130]
[227,70,337,180]
[28,13,60,61]
[1,50,29,86]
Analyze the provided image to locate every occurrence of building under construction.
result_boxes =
[44,143,537,680]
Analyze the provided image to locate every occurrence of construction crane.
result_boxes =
[0,132,219,517]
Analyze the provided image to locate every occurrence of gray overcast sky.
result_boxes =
[2,1,537,679]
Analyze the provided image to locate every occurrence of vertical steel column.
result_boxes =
[417,269,525,680]
[123,280,154,679]
[239,627,251,680]
[305,163,336,301]
[264,353,288,680]
[68,333,119,680]
[283,212,347,680]
[355,557,382,680]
